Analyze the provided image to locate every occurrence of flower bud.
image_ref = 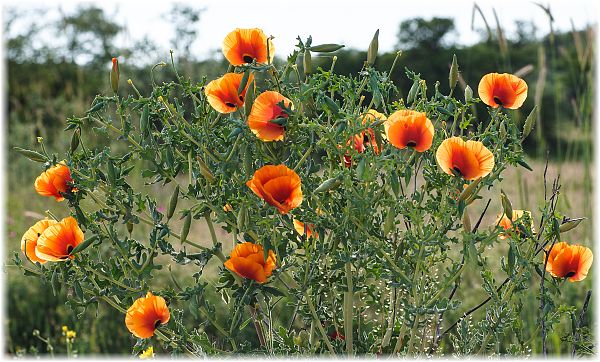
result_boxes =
[237,204,247,230]
[449,54,459,91]
[459,177,482,203]
[70,129,80,154]
[110,57,120,93]
[464,85,473,102]
[407,79,419,104]
[559,217,585,233]
[167,185,179,220]
[303,49,312,75]
[366,29,379,66]
[462,209,471,232]
[180,212,192,244]
[308,44,345,52]
[500,190,513,220]
[499,121,507,140]
[237,69,251,95]
[315,177,342,193]
[522,106,537,139]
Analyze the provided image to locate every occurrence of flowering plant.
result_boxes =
[14,28,592,357]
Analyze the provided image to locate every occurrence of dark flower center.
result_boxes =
[565,271,576,278]
[154,319,162,329]
[243,55,254,63]
[239,95,244,102]
[406,141,417,147]
[363,134,370,143]
[66,245,74,254]
[452,166,463,176]
[493,96,503,106]
[225,102,236,107]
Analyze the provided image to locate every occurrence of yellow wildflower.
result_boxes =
[140,346,154,359]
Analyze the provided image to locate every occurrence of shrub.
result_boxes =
[13,29,593,357]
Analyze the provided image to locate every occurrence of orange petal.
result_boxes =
[478,73,528,109]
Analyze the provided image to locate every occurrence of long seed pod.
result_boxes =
[180,212,192,244]
[167,185,179,220]
[367,29,379,66]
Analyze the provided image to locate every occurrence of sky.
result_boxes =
[4,0,598,62]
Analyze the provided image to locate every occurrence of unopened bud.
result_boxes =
[110,57,120,93]
[559,217,585,233]
[459,177,482,203]
[314,177,342,193]
[522,106,537,139]
[499,121,507,140]
[366,29,379,66]
[464,85,473,102]
[462,209,472,232]
[500,190,513,220]
[303,49,312,75]
[449,54,459,91]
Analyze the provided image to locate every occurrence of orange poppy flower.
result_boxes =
[205,72,254,114]
[342,110,386,167]
[125,292,171,339]
[34,162,75,201]
[21,219,57,264]
[222,28,275,66]
[224,242,277,283]
[545,242,593,282]
[35,216,84,262]
[478,73,528,109]
[495,210,534,239]
[246,165,303,214]
[435,137,495,180]
[385,109,434,152]
[247,91,293,142]
[293,219,318,239]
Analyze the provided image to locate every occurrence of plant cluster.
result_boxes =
[14,27,593,357]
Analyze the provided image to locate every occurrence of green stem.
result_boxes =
[344,261,354,356]
[304,290,336,355]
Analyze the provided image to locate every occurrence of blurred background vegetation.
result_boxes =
[4,2,595,356]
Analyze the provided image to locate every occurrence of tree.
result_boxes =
[396,17,456,50]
